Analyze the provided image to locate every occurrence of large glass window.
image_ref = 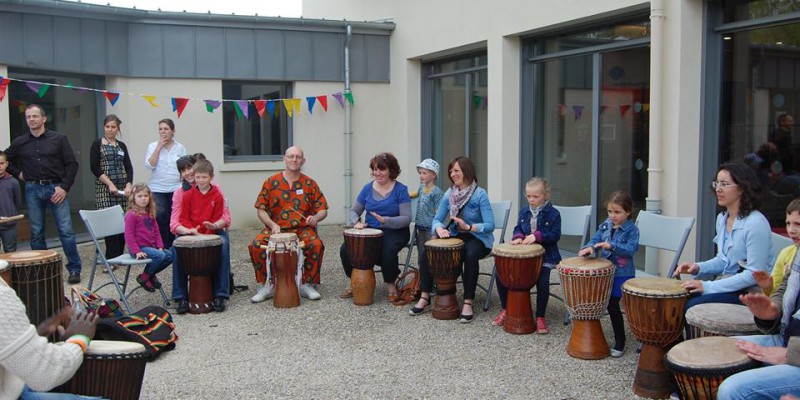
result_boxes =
[222,81,291,161]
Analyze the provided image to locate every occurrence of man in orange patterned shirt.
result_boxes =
[248,146,328,302]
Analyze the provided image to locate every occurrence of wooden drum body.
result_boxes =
[174,234,223,314]
[664,337,760,400]
[557,256,615,359]
[56,340,148,400]
[685,303,760,339]
[343,228,383,306]
[0,250,63,340]
[493,243,544,334]
[269,233,302,308]
[622,277,690,398]
[426,238,464,320]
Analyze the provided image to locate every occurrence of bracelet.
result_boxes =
[467,224,472,232]
[66,334,90,354]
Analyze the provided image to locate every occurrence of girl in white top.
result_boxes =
[144,118,187,248]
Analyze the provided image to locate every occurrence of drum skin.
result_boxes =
[174,235,223,314]
[0,250,63,341]
[493,243,544,334]
[426,238,464,320]
[54,340,148,400]
[685,303,760,339]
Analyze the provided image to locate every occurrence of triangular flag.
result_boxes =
[266,100,276,118]
[204,100,221,113]
[66,82,88,93]
[643,103,651,112]
[634,102,642,113]
[26,82,50,98]
[557,104,566,117]
[473,95,482,108]
[292,98,301,115]
[332,92,345,108]
[171,97,189,118]
[103,91,120,106]
[254,100,267,118]
[573,105,584,121]
[306,97,316,114]
[234,100,250,119]
[343,92,354,106]
[282,99,295,117]
[0,78,9,103]
[316,95,328,111]
[142,95,160,108]
[619,104,631,117]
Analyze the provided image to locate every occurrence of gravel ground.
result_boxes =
[61,225,648,399]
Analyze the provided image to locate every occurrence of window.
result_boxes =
[222,81,291,161]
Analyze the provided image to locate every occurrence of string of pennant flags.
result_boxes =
[0,76,354,119]
[558,102,650,121]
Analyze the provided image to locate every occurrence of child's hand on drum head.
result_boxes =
[354,221,367,229]
[673,263,700,277]
[578,247,594,257]
[521,234,537,245]
[510,238,523,245]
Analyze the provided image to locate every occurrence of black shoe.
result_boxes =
[150,276,162,289]
[176,299,189,315]
[459,301,474,324]
[136,274,155,292]
[409,296,430,316]
[67,272,81,284]
[213,297,226,312]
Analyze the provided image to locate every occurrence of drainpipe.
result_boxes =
[344,24,353,212]
[646,0,665,275]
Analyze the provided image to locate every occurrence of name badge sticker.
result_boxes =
[296,189,304,195]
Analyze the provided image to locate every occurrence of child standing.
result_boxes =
[0,151,22,253]
[408,159,444,315]
[578,191,639,357]
[492,178,561,334]
[124,183,173,292]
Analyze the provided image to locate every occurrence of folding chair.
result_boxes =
[79,205,170,313]
[399,198,419,277]
[771,231,793,263]
[478,200,512,311]
[547,205,592,325]
[635,211,695,278]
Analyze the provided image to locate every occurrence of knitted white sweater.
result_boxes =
[0,280,83,399]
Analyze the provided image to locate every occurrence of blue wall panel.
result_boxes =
[195,27,225,78]
[225,29,256,79]
[255,30,285,79]
[164,26,195,77]
[129,23,163,77]
[81,19,107,74]
[54,17,82,72]
[23,14,54,69]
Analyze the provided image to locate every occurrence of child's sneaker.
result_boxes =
[150,275,162,289]
[136,274,155,292]
[491,309,507,326]
[536,317,549,334]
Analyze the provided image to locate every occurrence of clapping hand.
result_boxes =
[740,292,780,320]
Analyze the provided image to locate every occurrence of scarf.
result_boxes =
[529,202,547,232]
[449,182,477,218]
[781,245,800,342]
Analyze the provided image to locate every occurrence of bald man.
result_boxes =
[248,147,329,302]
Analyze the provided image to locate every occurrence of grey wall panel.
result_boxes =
[225,28,256,79]
[80,19,107,74]
[164,26,195,77]
[23,14,54,69]
[313,32,342,81]
[285,31,313,80]
[129,23,163,77]
[349,34,367,82]
[0,13,24,66]
[365,35,389,82]
[54,18,81,72]
[196,27,225,78]
[106,22,129,75]
[255,30,285,79]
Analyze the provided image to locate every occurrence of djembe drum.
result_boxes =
[0,250,63,339]
[557,256,615,359]
[264,232,304,308]
[493,243,544,334]
[343,228,383,306]
[174,234,223,314]
[0,259,9,284]
[426,238,464,320]
[622,277,690,398]
[55,340,148,400]
[664,336,760,400]
[685,303,760,339]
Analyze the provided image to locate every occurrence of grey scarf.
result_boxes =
[449,182,477,218]
[781,246,800,336]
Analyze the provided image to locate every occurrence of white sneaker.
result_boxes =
[299,283,321,300]
[610,348,625,358]
[250,284,274,303]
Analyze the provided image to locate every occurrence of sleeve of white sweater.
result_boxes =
[0,284,84,392]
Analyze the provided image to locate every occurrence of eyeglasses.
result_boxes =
[711,181,737,190]
[285,155,303,160]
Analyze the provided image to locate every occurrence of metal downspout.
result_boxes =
[344,24,353,212]
[646,0,665,274]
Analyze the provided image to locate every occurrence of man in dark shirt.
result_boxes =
[4,104,82,283]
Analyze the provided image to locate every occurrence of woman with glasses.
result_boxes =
[673,162,773,310]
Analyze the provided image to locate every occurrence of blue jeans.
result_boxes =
[171,231,231,300]
[152,192,175,249]
[19,385,104,399]
[25,183,82,273]
[137,247,172,276]
[0,226,17,252]
[684,290,744,311]
[717,335,800,400]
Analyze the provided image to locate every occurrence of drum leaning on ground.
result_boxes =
[425,238,464,320]
[557,256,615,360]
[55,340,148,400]
[622,277,691,399]
[492,243,544,334]
[664,336,761,400]
[343,228,383,306]
[174,234,223,314]
[269,232,302,308]
[0,250,63,340]
[685,303,761,339]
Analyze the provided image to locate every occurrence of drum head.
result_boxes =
[558,256,613,271]
[343,228,383,237]
[173,234,223,248]
[685,304,760,335]
[425,238,464,249]
[665,337,751,369]
[492,243,544,258]
[0,250,60,265]
[270,232,298,243]
[0,260,7,272]
[87,340,147,355]
[622,277,689,298]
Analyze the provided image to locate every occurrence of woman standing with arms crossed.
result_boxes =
[144,118,186,249]
[89,114,133,266]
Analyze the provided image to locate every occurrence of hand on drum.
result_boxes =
[736,340,788,365]
[61,310,99,340]
[518,234,536,245]
[578,246,594,257]
[202,221,220,231]
[37,307,73,337]
[753,270,773,292]
[680,279,704,294]
[740,292,780,320]
[368,211,385,225]
[451,216,471,232]
[673,263,700,277]
[436,226,450,238]
[354,221,367,229]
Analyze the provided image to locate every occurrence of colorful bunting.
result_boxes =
[573,105,584,121]
[204,100,221,113]
[254,100,267,118]
[266,100,276,118]
[473,95,482,108]
[343,92,354,106]
[643,104,651,112]
[25,82,51,98]
[306,96,316,114]
[66,82,88,93]
[102,91,120,106]
[332,92,345,108]
[234,100,250,119]
[317,95,328,111]
[619,104,631,117]
[557,104,566,118]
[0,78,9,103]
[171,97,189,118]
[142,95,160,108]
[282,99,302,117]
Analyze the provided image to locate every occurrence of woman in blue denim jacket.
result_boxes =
[492,178,561,334]
[425,156,494,324]
[579,191,640,357]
